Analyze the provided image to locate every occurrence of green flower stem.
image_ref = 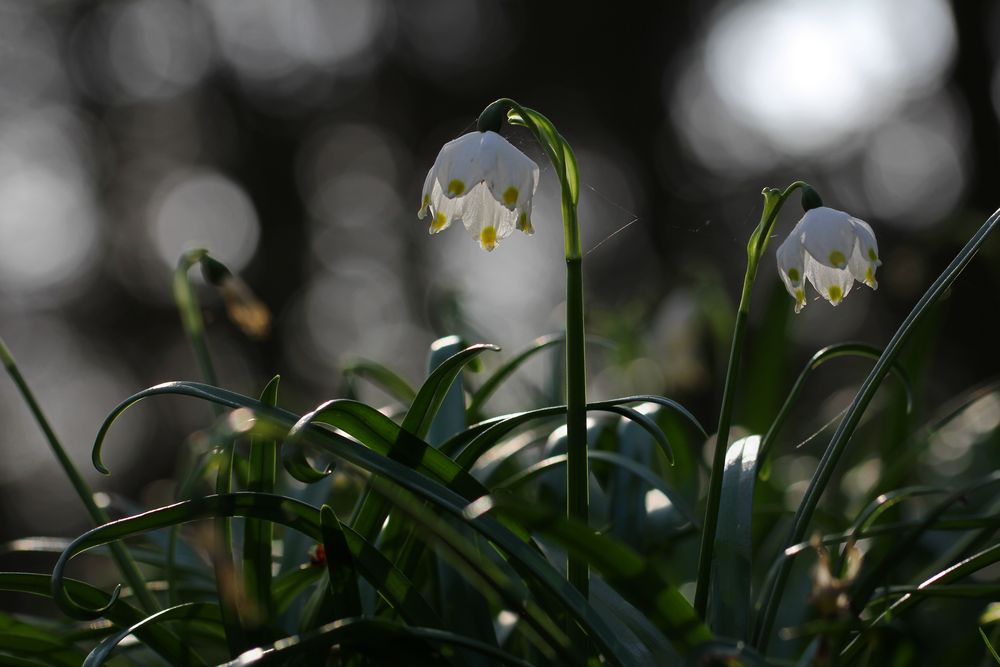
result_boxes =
[481,99,588,597]
[694,181,807,618]
[0,337,159,615]
[754,205,1000,652]
[173,249,219,388]
[173,249,245,655]
[565,255,588,596]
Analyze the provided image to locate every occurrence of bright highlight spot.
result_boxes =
[150,170,260,271]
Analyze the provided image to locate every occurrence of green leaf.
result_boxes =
[82,602,220,667]
[340,357,417,405]
[981,628,1000,665]
[0,572,206,666]
[454,395,704,470]
[220,617,534,667]
[493,499,713,654]
[758,341,915,465]
[94,385,652,662]
[709,435,760,641]
[423,337,498,665]
[755,205,1000,651]
[467,333,566,418]
[48,493,441,630]
[243,375,280,637]
[851,472,1000,610]
[0,612,83,667]
[842,542,1000,660]
[401,342,499,440]
[271,566,323,614]
[319,504,362,620]
[366,479,572,662]
[494,450,697,527]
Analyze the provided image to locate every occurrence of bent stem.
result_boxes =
[694,181,808,618]
[753,205,1000,652]
[0,337,159,615]
[481,99,589,598]
[173,249,245,655]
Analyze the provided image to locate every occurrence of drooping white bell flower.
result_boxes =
[776,206,881,313]
[418,130,539,251]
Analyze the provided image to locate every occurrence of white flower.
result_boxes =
[776,206,881,313]
[418,130,539,251]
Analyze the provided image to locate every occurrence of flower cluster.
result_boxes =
[418,130,539,251]
[776,206,881,313]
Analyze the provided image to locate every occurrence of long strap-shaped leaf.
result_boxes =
[93,382,477,504]
[93,384,697,661]
[850,472,1000,611]
[367,478,576,662]
[344,341,495,555]
[340,357,417,405]
[83,602,221,667]
[754,205,1000,651]
[709,435,760,641]
[452,395,706,469]
[758,342,914,465]
[467,333,566,418]
[0,572,207,666]
[492,450,698,527]
[49,493,440,630]
[283,398,487,500]
[841,542,1000,661]
[493,498,713,653]
[243,375,280,634]
[221,617,534,667]
[401,342,498,439]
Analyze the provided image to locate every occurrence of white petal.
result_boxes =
[418,163,435,218]
[776,233,807,312]
[480,131,539,212]
[805,255,853,306]
[434,131,490,199]
[848,217,880,289]
[457,183,517,251]
[798,207,857,269]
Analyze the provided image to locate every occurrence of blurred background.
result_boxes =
[0,0,998,556]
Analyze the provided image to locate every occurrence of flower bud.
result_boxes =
[801,185,824,212]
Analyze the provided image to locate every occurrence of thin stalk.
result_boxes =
[173,250,245,655]
[694,182,806,617]
[173,249,219,388]
[485,98,589,599]
[565,255,588,598]
[754,206,1000,652]
[0,337,159,615]
[694,280,751,617]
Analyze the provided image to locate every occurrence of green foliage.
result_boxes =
[2,196,999,667]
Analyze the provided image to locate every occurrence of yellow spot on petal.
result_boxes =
[829,250,846,267]
[480,226,497,250]
[787,267,800,283]
[865,267,877,288]
[517,212,534,234]
[502,186,518,206]
[828,285,843,304]
[447,179,465,196]
[431,211,448,232]
[868,247,878,262]
[794,288,805,313]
